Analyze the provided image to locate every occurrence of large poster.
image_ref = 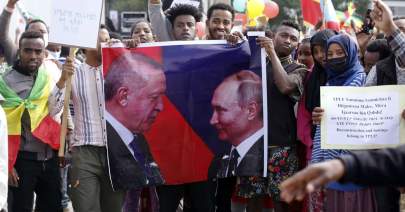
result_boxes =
[102,36,267,189]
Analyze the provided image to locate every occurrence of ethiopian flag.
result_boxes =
[0,67,60,171]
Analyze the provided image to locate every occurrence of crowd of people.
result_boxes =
[0,0,404,211]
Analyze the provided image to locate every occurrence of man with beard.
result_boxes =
[257,20,307,212]
[204,3,235,40]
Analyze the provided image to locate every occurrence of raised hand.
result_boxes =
[370,0,397,35]
[6,0,19,9]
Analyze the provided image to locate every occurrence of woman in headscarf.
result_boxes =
[310,34,376,212]
[297,29,337,162]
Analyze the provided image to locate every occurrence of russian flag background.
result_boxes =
[102,38,264,184]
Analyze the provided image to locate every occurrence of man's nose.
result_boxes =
[284,37,291,45]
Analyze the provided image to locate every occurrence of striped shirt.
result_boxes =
[51,63,107,147]
[311,73,366,164]
[388,29,405,68]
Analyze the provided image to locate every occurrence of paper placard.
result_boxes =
[170,0,200,8]
[49,0,102,49]
[320,85,405,149]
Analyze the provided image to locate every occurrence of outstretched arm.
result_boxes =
[0,0,19,65]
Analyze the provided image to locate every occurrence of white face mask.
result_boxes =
[47,50,61,59]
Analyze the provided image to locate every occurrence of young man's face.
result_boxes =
[19,38,45,73]
[173,15,196,41]
[206,9,233,40]
[274,26,299,57]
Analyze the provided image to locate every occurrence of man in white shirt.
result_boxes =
[52,25,126,212]
[208,70,264,178]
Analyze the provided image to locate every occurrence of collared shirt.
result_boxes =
[105,111,137,159]
[50,62,107,147]
[388,29,405,68]
[233,128,264,166]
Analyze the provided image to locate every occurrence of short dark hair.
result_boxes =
[18,30,44,47]
[130,20,153,36]
[393,16,405,21]
[277,20,301,32]
[366,39,391,60]
[166,4,202,25]
[105,52,163,101]
[25,19,49,33]
[207,3,235,20]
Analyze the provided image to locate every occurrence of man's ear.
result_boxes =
[116,87,129,106]
[246,101,259,121]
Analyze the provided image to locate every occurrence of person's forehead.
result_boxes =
[21,38,44,48]
[328,43,343,51]
[276,26,299,37]
[299,43,311,50]
[174,15,196,23]
[136,22,150,29]
[210,9,233,20]
[213,81,239,103]
[28,22,48,33]
[364,51,380,60]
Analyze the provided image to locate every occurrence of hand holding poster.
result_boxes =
[320,85,405,149]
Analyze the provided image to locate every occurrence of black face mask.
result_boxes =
[327,57,346,73]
